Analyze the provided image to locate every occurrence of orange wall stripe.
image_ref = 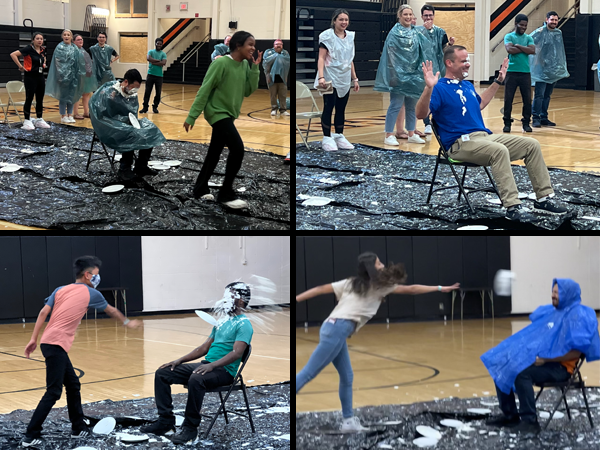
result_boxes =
[163,18,192,45]
[490,0,526,33]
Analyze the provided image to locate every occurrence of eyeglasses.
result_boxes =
[423,14,434,18]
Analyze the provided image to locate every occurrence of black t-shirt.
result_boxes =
[20,45,47,74]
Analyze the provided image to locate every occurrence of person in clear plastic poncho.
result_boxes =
[89,32,119,86]
[262,39,290,116]
[73,34,98,120]
[528,11,569,127]
[45,29,86,124]
[375,5,429,146]
[89,69,166,181]
[210,35,231,62]
[481,278,600,435]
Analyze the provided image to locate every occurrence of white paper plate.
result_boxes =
[20,149,35,154]
[102,185,124,194]
[163,160,182,167]
[93,417,116,435]
[457,225,488,230]
[195,310,217,326]
[416,425,442,440]
[440,419,464,428]
[539,411,564,419]
[148,160,163,166]
[116,433,149,442]
[175,415,184,426]
[302,196,332,207]
[518,192,528,199]
[208,181,222,187]
[413,437,439,448]
[73,447,99,450]
[152,164,170,170]
[129,113,141,129]
[467,408,492,415]
[0,164,21,172]
[486,198,502,205]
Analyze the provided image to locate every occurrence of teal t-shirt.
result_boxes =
[148,49,167,77]
[206,314,253,377]
[504,31,534,73]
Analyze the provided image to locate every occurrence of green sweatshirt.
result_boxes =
[185,56,260,126]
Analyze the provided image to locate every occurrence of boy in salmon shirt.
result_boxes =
[21,256,141,449]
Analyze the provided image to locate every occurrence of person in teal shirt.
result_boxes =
[141,282,254,445]
[141,38,167,114]
[503,14,535,133]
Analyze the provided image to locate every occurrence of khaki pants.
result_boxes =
[269,82,287,111]
[448,132,553,208]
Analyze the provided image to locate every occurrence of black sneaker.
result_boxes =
[533,199,568,215]
[140,108,148,114]
[522,123,533,132]
[118,168,136,181]
[170,427,198,445]
[72,426,91,439]
[506,205,537,222]
[135,165,159,176]
[503,125,511,133]
[140,420,176,436]
[153,108,159,114]
[541,119,556,126]
[21,436,44,448]
[485,414,520,428]
[532,119,541,128]
[512,420,541,435]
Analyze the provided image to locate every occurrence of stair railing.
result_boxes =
[181,32,211,82]
[491,0,550,53]
[558,0,580,29]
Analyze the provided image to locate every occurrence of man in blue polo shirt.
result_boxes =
[415,45,567,222]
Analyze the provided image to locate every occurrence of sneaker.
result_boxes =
[503,125,511,133]
[270,109,277,116]
[118,168,136,181]
[221,198,248,209]
[322,136,338,151]
[21,119,35,131]
[512,420,541,435]
[61,116,71,124]
[72,426,91,439]
[68,116,76,123]
[532,119,541,128]
[485,415,520,428]
[340,416,369,432]
[284,152,290,164]
[140,108,148,114]
[282,111,290,116]
[33,118,50,129]
[506,205,537,222]
[384,135,399,146]
[153,108,159,114]
[21,436,44,448]
[170,427,198,445]
[424,124,432,134]
[332,133,354,150]
[522,123,533,132]
[407,134,426,144]
[541,119,556,126]
[140,420,176,436]
[533,199,568,215]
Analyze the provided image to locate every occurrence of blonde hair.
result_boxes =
[397,4,414,19]
[62,29,73,40]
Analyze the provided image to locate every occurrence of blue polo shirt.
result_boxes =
[429,78,492,149]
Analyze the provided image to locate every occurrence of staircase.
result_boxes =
[162,41,211,85]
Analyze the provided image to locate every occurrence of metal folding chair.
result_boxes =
[6,81,36,127]
[86,131,118,176]
[296,81,322,148]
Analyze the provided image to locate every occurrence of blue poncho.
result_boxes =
[262,48,290,88]
[211,43,229,62]
[528,24,569,84]
[481,278,600,394]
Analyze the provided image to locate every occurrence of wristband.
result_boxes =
[494,78,503,86]
[352,78,359,82]
[123,318,130,325]
[438,286,442,292]
[318,77,325,80]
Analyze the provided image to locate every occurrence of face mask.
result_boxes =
[90,274,101,288]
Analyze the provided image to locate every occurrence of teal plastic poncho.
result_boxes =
[89,81,166,153]
[528,24,569,84]
[45,42,86,104]
[262,48,290,87]
[481,278,600,395]
[374,23,428,98]
[416,25,447,77]
[597,35,600,84]
[79,48,98,94]
[89,44,116,85]
[211,43,229,62]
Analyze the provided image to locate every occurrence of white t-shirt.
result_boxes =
[327,278,398,333]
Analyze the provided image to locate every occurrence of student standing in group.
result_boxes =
[72,34,97,120]
[10,32,51,130]
[262,39,290,116]
[211,35,231,61]
[89,32,119,86]
[141,38,167,114]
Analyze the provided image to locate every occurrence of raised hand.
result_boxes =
[422,60,440,88]
[441,283,461,293]
[252,50,263,66]
[497,57,509,83]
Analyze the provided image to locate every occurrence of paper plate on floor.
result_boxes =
[457,225,488,230]
[539,411,564,419]
[413,437,439,448]
[0,164,21,172]
[93,417,116,434]
[20,149,35,154]
[73,447,99,450]
[175,415,184,426]
[467,408,492,415]
[195,310,218,326]
[116,433,149,442]
[440,419,464,428]
[302,197,332,207]
[152,164,170,170]
[163,160,182,167]
[102,185,124,194]
[208,182,222,187]
[486,198,502,205]
[148,160,163,166]
[416,425,442,440]
[129,113,141,129]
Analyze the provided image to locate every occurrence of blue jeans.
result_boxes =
[532,82,556,121]
[59,101,74,115]
[385,93,417,134]
[296,318,356,419]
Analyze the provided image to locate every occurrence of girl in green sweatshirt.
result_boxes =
[183,31,262,209]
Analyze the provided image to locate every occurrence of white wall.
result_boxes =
[579,0,599,14]
[141,236,290,312]
[22,0,66,29]
[510,237,600,314]
[0,0,15,25]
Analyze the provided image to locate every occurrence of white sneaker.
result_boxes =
[384,135,399,146]
[21,119,35,131]
[67,116,76,123]
[282,111,290,116]
[33,118,50,129]
[424,125,432,134]
[271,110,277,116]
[408,134,426,144]
[322,136,338,151]
[332,133,354,150]
[341,416,369,432]
[222,199,248,209]
[61,116,71,124]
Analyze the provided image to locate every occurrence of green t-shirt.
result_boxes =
[148,49,167,77]
[504,31,534,73]
[206,314,253,377]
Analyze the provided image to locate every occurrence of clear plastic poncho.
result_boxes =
[374,23,428,98]
[211,43,229,62]
[89,44,116,85]
[416,25,447,78]
[528,24,569,84]
[79,48,98,94]
[45,42,86,104]
[89,81,166,153]
[313,28,355,98]
[481,278,600,395]
[262,48,290,87]
[597,35,600,85]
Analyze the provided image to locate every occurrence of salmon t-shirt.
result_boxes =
[40,283,108,353]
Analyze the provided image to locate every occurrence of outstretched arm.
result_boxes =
[296,284,335,302]
[479,57,508,110]
[393,283,460,295]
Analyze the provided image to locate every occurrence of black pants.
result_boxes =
[154,361,234,429]
[495,362,570,423]
[321,88,350,137]
[26,344,86,438]
[23,72,45,120]
[120,148,152,170]
[503,72,532,125]
[193,117,245,202]
[143,74,163,109]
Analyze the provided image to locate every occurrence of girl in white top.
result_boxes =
[315,9,358,152]
[296,252,460,432]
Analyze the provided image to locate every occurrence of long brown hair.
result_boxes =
[350,252,407,296]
